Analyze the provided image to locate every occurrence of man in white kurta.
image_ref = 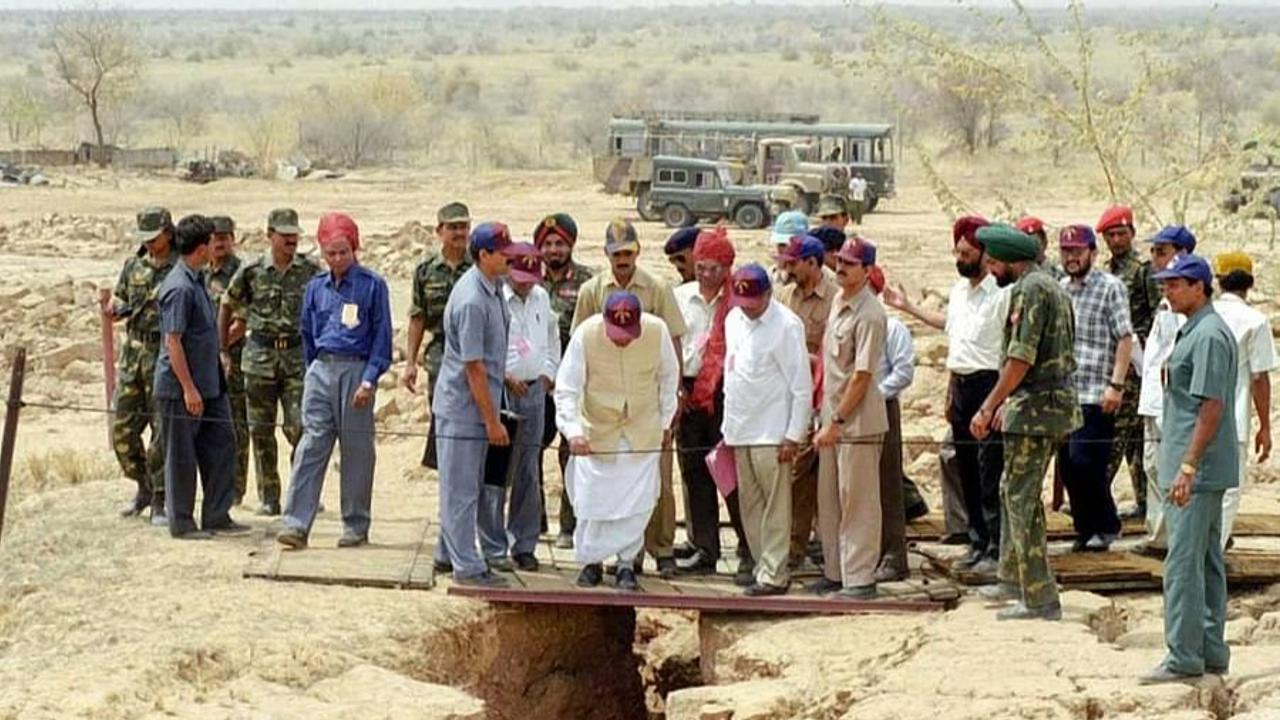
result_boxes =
[555,292,679,590]
[1212,252,1277,549]
[722,264,812,596]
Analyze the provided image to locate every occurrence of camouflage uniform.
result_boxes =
[541,260,595,533]
[996,265,1082,610]
[223,251,320,505]
[1107,250,1160,508]
[111,251,174,500]
[410,251,471,468]
[206,253,249,500]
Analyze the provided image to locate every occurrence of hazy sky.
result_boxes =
[0,0,1258,9]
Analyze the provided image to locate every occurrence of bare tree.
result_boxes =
[48,5,143,161]
[0,79,57,145]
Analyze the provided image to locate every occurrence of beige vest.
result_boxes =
[580,314,665,452]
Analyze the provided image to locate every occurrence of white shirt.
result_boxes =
[944,274,1009,374]
[878,315,916,400]
[674,281,723,378]
[1137,301,1185,421]
[1214,292,1278,442]
[554,317,680,441]
[503,284,561,383]
[848,176,868,202]
[721,300,813,445]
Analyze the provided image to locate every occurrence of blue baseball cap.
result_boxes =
[1148,225,1197,253]
[664,226,699,256]
[775,234,825,263]
[770,210,808,246]
[603,291,642,342]
[1152,253,1213,287]
[469,221,514,256]
[731,263,772,312]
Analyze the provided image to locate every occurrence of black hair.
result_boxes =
[174,214,214,256]
[1219,269,1254,294]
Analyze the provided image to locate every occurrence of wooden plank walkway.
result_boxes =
[907,512,1280,543]
[243,515,437,590]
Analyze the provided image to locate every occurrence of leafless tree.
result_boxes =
[48,5,143,162]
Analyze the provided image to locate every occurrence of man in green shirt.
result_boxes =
[1141,254,1238,684]
[206,215,249,504]
[970,224,1081,621]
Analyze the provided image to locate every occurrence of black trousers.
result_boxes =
[948,371,1004,558]
[675,379,749,561]
[1059,404,1121,540]
[539,393,575,534]
[160,395,236,536]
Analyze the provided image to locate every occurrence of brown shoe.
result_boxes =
[277,528,308,550]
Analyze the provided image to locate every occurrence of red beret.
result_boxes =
[1095,205,1133,233]
[953,216,989,247]
[1015,216,1045,235]
[317,212,360,252]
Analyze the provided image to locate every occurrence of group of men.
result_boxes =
[106,196,1274,684]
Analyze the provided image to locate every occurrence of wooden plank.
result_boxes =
[908,512,1280,542]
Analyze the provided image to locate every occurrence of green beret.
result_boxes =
[976,223,1039,262]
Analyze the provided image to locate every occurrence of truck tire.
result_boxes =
[636,183,660,222]
[733,203,767,229]
[663,204,695,228]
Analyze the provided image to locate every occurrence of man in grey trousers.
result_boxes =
[154,214,248,540]
[277,212,393,549]
[432,222,517,588]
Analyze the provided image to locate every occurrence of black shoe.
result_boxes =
[836,584,877,600]
[173,529,213,540]
[744,582,789,597]
[513,553,539,572]
[874,564,909,583]
[433,559,453,574]
[656,557,678,579]
[337,531,368,548]
[676,550,717,575]
[487,556,515,573]
[1071,537,1090,553]
[806,577,842,595]
[616,566,640,591]
[733,561,755,587]
[276,528,307,549]
[954,547,983,569]
[118,489,152,518]
[904,501,930,522]
[1085,534,1111,552]
[940,532,970,546]
[207,519,252,535]
[673,542,699,560]
[1225,537,1235,551]
[256,501,281,516]
[577,563,603,587]
[454,572,509,588]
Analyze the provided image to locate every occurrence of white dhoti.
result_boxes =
[567,438,660,565]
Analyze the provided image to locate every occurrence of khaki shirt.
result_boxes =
[570,265,688,338]
[778,273,837,355]
[822,285,888,437]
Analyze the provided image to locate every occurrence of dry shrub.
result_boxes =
[18,448,114,491]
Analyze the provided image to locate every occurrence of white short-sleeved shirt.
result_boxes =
[1214,293,1278,441]
[944,274,1009,374]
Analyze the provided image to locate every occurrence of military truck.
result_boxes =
[594,115,896,218]
[645,156,773,229]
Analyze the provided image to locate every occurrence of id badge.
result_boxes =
[341,303,360,329]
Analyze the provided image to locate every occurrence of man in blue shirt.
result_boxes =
[277,212,393,550]
[432,222,516,588]
[154,215,249,540]
[1141,254,1238,684]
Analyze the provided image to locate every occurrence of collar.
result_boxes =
[800,274,836,301]
[474,266,502,296]
[607,266,652,291]
[837,284,871,313]
[502,283,539,304]
[324,262,367,288]
[1218,292,1246,306]
[177,258,201,281]
[1178,302,1215,336]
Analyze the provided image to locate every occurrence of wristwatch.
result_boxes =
[833,414,846,425]
[360,380,374,391]
[1108,381,1125,392]
[1179,462,1197,476]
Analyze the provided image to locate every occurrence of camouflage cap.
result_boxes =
[437,202,471,225]
[817,195,848,218]
[267,208,301,235]
[134,206,173,242]
[604,218,639,255]
[210,215,235,234]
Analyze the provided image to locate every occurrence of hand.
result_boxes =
[662,429,673,450]
[778,439,799,463]
[1256,426,1273,463]
[505,374,529,398]
[183,387,204,417]
[1101,385,1123,414]
[970,408,992,441]
[993,404,1006,432]
[97,288,114,317]
[813,424,839,450]
[882,282,910,311]
[486,419,511,446]
[568,435,592,456]
[219,350,232,375]
[540,376,554,393]
[227,318,247,346]
[401,364,419,393]
[1171,469,1194,508]
[352,384,374,409]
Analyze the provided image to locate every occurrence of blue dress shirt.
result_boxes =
[301,263,393,385]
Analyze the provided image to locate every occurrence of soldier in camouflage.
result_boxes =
[970,224,1081,621]
[219,208,320,515]
[404,201,472,469]
[1097,205,1159,519]
[111,207,176,524]
[533,213,595,548]
[1016,216,1066,281]
[206,215,250,504]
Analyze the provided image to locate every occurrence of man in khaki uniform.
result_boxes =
[571,219,688,578]
[774,234,836,567]
[811,237,888,599]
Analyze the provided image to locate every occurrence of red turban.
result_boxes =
[953,215,989,247]
[692,226,735,267]
[317,212,360,252]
